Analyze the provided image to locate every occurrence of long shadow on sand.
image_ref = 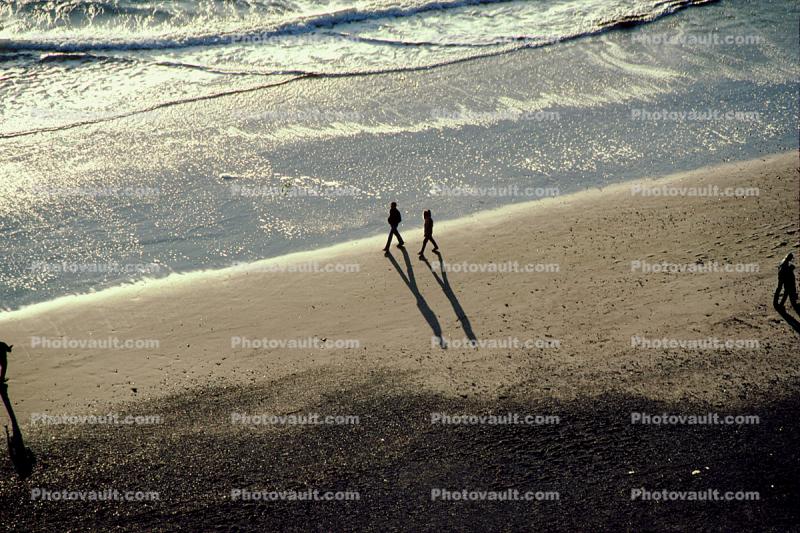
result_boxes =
[385,247,445,348]
[774,303,800,335]
[1,383,35,479]
[420,251,477,344]
[3,368,799,531]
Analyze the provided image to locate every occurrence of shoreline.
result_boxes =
[1,151,797,423]
[4,0,797,316]
[1,151,792,323]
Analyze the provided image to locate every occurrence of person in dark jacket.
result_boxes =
[383,202,405,252]
[418,210,439,256]
[774,252,799,312]
[0,342,11,385]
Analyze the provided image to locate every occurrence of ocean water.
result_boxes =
[0,0,725,136]
[0,0,798,311]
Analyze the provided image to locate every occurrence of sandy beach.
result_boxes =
[1,152,798,531]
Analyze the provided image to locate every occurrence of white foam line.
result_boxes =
[0,151,789,323]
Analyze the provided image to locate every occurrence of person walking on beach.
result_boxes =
[0,339,34,480]
[418,210,439,257]
[774,252,799,312]
[383,202,405,252]
[0,342,10,386]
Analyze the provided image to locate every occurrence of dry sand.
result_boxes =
[0,152,798,531]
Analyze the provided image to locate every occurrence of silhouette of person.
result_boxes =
[774,252,799,312]
[0,340,34,479]
[383,201,405,252]
[418,210,439,257]
[0,342,10,385]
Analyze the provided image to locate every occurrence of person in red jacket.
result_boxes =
[418,209,439,257]
[383,202,405,252]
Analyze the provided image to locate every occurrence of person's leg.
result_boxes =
[419,237,429,254]
[789,284,800,313]
[384,228,394,251]
[774,280,784,307]
[430,237,439,251]
[394,227,405,247]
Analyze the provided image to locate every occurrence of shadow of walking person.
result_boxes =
[1,342,35,479]
[420,252,478,345]
[385,249,446,348]
[774,302,800,335]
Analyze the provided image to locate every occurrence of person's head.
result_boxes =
[423,209,431,220]
[390,202,397,209]
[781,252,795,266]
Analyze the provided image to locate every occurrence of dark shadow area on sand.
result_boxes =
[774,302,800,335]
[421,251,477,343]
[386,248,445,348]
[2,368,799,532]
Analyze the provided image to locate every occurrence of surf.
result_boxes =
[1,0,716,53]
